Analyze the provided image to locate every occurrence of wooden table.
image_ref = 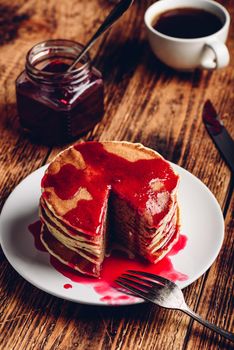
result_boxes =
[0,1,233,349]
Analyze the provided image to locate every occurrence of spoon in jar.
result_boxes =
[67,0,134,72]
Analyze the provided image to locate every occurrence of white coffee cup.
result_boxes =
[144,0,230,71]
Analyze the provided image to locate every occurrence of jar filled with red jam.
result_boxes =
[16,39,104,145]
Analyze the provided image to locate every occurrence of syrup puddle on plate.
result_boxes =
[28,221,187,305]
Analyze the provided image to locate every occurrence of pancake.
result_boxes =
[40,141,180,277]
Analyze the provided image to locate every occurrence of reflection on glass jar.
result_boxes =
[16,39,104,145]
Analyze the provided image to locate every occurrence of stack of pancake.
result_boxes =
[40,141,180,277]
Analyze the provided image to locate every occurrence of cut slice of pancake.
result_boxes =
[40,141,180,277]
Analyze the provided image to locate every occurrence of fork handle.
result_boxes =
[182,306,234,342]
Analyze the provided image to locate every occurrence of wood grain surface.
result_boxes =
[0,0,233,349]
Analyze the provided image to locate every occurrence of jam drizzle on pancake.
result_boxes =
[42,142,179,235]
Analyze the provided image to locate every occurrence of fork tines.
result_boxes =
[115,270,173,301]
[127,270,175,287]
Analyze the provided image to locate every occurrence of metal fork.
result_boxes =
[115,270,234,342]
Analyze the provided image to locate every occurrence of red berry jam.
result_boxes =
[16,40,104,145]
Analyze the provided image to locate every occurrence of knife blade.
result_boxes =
[202,100,234,174]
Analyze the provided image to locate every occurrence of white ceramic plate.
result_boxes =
[0,164,224,306]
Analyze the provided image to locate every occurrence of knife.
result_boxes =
[202,100,234,174]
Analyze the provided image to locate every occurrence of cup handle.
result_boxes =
[200,41,230,69]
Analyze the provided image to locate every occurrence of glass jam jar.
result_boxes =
[16,39,104,145]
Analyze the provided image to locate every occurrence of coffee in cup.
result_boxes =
[144,0,230,71]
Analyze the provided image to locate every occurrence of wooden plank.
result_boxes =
[0,0,233,349]
[184,192,234,350]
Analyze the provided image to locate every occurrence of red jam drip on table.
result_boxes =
[29,221,187,304]
[42,142,179,234]
[63,283,73,289]
[16,61,104,145]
